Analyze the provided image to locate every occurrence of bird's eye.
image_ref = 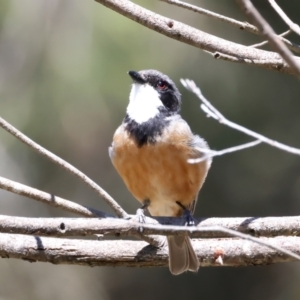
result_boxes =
[157,80,167,90]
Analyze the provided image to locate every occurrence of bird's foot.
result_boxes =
[176,201,195,226]
[135,199,150,224]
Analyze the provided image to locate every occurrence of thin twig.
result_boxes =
[279,37,300,54]
[181,79,300,156]
[188,140,261,163]
[269,0,300,36]
[0,176,111,218]
[160,0,259,34]
[237,0,300,80]
[251,32,300,55]
[0,116,128,218]
[250,29,296,49]
[250,29,291,48]
[205,50,285,71]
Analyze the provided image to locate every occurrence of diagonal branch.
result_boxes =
[0,116,128,218]
[162,1,300,54]
[250,30,300,55]
[181,79,300,156]
[0,176,110,218]
[160,0,259,34]
[269,0,300,36]
[250,30,290,48]
[94,0,300,75]
[237,0,300,80]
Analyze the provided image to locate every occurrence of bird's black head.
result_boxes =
[128,69,181,114]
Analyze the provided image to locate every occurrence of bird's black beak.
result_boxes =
[128,70,146,84]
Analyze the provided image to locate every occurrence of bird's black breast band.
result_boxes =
[124,110,173,147]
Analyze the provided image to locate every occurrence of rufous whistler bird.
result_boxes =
[109,70,211,275]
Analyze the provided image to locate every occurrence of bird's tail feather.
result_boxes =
[167,235,199,275]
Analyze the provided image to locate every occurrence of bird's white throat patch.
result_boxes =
[127,83,163,124]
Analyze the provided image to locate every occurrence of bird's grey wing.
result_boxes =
[188,134,211,160]
[169,116,210,160]
[187,134,212,215]
[108,144,114,160]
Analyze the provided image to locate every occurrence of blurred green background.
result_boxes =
[0,0,300,299]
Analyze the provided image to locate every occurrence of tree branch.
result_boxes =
[249,30,300,53]
[0,116,128,218]
[249,29,300,55]
[181,79,300,157]
[161,0,300,55]
[1,0,299,271]
[237,0,300,80]
[94,0,300,75]
[160,0,259,34]
[204,50,286,70]
[1,233,299,267]
[278,37,300,54]
[0,176,110,218]
[269,0,300,36]
[2,215,300,238]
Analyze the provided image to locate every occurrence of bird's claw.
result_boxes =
[136,207,146,224]
[183,209,195,226]
[176,201,195,226]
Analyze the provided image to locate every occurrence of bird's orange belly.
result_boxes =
[111,137,207,217]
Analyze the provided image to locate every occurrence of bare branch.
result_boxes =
[237,0,300,80]
[95,0,300,75]
[0,176,110,218]
[195,225,300,261]
[163,0,300,55]
[0,116,128,218]
[181,79,300,156]
[160,0,259,34]
[2,215,300,238]
[279,37,300,54]
[1,233,300,267]
[161,0,300,55]
[205,50,286,72]
[269,0,300,36]
[251,31,300,55]
[2,213,300,262]
[250,29,290,48]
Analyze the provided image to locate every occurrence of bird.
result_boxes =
[109,69,211,275]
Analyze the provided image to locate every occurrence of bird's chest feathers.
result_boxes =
[111,128,204,216]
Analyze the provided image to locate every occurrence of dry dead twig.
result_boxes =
[237,0,300,79]
[0,116,127,218]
